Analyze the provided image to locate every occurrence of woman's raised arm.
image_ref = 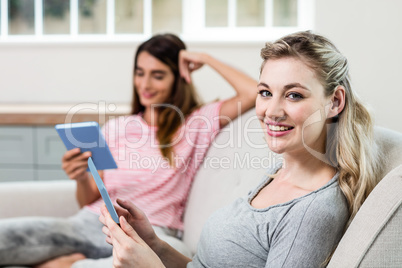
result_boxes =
[179,50,257,127]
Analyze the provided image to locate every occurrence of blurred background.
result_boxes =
[0,0,401,181]
[0,0,401,132]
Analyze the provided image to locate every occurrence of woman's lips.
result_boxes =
[266,122,294,137]
[268,124,292,131]
[142,92,156,99]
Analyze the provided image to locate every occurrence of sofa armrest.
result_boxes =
[0,180,80,219]
[328,164,402,267]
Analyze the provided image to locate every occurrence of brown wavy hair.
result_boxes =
[131,34,202,165]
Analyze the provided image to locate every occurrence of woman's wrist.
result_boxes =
[150,236,166,257]
[201,53,213,65]
[75,173,93,186]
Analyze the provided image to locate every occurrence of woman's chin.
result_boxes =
[139,100,154,109]
[267,143,286,154]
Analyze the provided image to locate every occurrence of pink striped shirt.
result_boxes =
[85,101,223,230]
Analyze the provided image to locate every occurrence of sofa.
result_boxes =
[0,109,401,267]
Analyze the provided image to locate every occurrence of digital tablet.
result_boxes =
[88,157,120,224]
[55,121,117,170]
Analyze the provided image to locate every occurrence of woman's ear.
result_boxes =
[327,85,346,118]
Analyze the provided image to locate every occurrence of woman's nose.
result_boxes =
[138,75,151,89]
[265,99,286,121]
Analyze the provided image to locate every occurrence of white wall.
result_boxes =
[0,42,263,103]
[315,0,402,133]
[0,0,401,132]
[0,43,136,104]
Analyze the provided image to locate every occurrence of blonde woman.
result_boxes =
[100,31,382,268]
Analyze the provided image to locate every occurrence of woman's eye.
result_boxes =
[135,71,144,77]
[287,92,303,100]
[154,76,164,80]
[258,90,272,98]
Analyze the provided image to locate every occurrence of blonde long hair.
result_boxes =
[260,31,383,225]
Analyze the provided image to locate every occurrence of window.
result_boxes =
[0,0,314,42]
[43,0,70,35]
[183,0,313,41]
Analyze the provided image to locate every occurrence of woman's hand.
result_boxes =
[180,49,257,127]
[101,203,165,268]
[63,148,100,207]
[100,199,161,253]
[179,50,206,84]
[61,148,91,182]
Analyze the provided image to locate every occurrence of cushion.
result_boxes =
[327,164,402,267]
[360,206,402,267]
[374,126,402,177]
[0,180,79,219]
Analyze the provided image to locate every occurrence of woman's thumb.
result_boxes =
[120,216,142,242]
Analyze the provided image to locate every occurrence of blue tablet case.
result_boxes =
[88,157,120,224]
[55,121,117,170]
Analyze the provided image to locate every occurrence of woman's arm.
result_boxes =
[154,240,192,268]
[100,201,191,268]
[62,148,100,207]
[179,51,257,127]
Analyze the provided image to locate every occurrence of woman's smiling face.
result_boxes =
[134,51,175,109]
[256,57,332,156]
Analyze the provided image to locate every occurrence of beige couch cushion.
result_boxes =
[374,127,402,177]
[359,204,402,267]
[0,180,78,219]
[327,164,402,267]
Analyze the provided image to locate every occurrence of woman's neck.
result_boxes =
[142,108,158,126]
[278,150,337,191]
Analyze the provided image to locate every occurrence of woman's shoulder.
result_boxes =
[274,178,348,234]
[306,176,349,220]
[102,114,143,130]
[189,100,224,117]
[105,114,141,124]
[275,173,348,222]
[182,101,225,132]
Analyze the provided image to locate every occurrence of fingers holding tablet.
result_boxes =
[62,149,92,181]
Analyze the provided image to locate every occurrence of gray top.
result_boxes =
[188,165,349,268]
